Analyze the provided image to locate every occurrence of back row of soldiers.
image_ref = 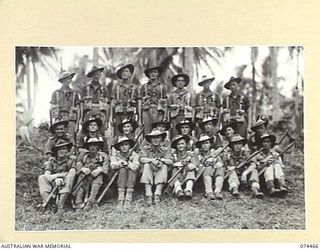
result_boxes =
[40,63,294,213]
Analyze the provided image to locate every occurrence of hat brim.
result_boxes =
[251,120,268,131]
[198,77,215,86]
[195,137,215,148]
[82,118,103,134]
[224,77,242,90]
[199,118,218,130]
[84,141,103,149]
[87,67,105,78]
[171,135,190,150]
[116,64,134,79]
[220,122,237,136]
[114,138,135,151]
[118,120,138,133]
[175,121,196,133]
[50,121,69,134]
[151,121,171,131]
[171,74,190,87]
[58,73,75,83]
[258,135,276,147]
[52,142,73,155]
[145,132,167,143]
[144,66,163,78]
[228,138,247,146]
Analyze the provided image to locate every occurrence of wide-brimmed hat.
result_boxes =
[198,75,215,86]
[87,66,105,78]
[50,117,69,134]
[195,135,215,148]
[144,66,163,78]
[171,135,190,150]
[116,64,134,79]
[171,73,190,87]
[220,121,237,136]
[199,116,218,130]
[84,137,104,149]
[82,116,103,134]
[117,118,138,134]
[175,119,196,133]
[224,76,242,90]
[251,115,269,131]
[228,134,247,146]
[145,129,167,143]
[113,136,135,151]
[52,139,73,156]
[151,120,171,131]
[258,133,276,147]
[58,70,75,83]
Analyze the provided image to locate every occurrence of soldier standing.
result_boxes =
[140,66,168,134]
[110,64,141,135]
[81,66,110,134]
[50,71,80,136]
[222,77,250,138]
[168,73,194,138]
[195,75,222,133]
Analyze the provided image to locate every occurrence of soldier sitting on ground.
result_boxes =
[175,119,197,151]
[74,138,109,211]
[170,135,197,200]
[198,116,222,148]
[38,139,76,212]
[139,129,173,205]
[110,136,140,209]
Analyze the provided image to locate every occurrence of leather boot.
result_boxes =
[252,188,264,199]
[266,180,280,197]
[278,178,288,197]
[57,193,69,213]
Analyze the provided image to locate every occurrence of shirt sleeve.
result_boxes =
[50,90,58,105]
[44,160,54,172]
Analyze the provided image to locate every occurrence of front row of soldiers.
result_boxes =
[39,113,293,213]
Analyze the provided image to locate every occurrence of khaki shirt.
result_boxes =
[195,90,221,109]
[51,87,80,111]
[81,81,110,104]
[197,148,223,168]
[139,144,173,161]
[77,151,109,173]
[253,149,282,169]
[222,94,249,117]
[172,151,198,168]
[140,82,167,108]
[110,151,140,171]
[44,157,75,174]
[224,149,251,174]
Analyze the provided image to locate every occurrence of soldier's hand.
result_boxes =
[173,162,183,168]
[227,166,236,172]
[81,167,91,175]
[54,178,64,186]
[187,163,196,171]
[91,167,102,177]
[152,159,159,165]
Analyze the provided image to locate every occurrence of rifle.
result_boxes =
[41,185,58,209]
[258,141,295,177]
[96,125,145,204]
[193,143,229,184]
[277,129,289,146]
[224,148,263,180]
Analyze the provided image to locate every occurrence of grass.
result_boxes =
[15,127,305,231]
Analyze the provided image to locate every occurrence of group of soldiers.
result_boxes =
[38,63,295,213]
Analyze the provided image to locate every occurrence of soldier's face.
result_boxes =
[121,68,132,80]
[176,139,187,152]
[180,125,190,135]
[88,144,99,153]
[57,146,69,158]
[232,141,243,152]
[93,71,101,81]
[123,123,133,134]
[88,122,99,132]
[203,81,211,90]
[255,125,265,136]
[204,122,213,132]
[229,82,239,92]
[175,77,185,89]
[55,125,66,137]
[151,135,162,146]
[119,141,130,153]
[62,76,72,87]
[262,138,272,149]
[149,69,159,80]
[156,124,166,132]
[201,140,211,151]
[225,127,235,138]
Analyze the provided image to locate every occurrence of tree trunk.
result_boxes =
[26,56,32,110]
[183,47,195,94]
[93,47,99,66]
[270,47,280,122]
[250,47,258,126]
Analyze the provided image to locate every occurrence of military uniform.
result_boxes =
[45,134,75,158]
[140,82,168,134]
[111,82,140,135]
[74,151,109,208]
[81,81,110,131]
[168,89,194,138]
[222,94,250,137]
[50,87,80,135]
[195,90,221,122]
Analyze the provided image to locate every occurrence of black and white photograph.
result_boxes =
[15,46,304,231]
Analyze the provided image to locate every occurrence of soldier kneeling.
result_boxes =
[38,139,76,212]
[73,138,109,211]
